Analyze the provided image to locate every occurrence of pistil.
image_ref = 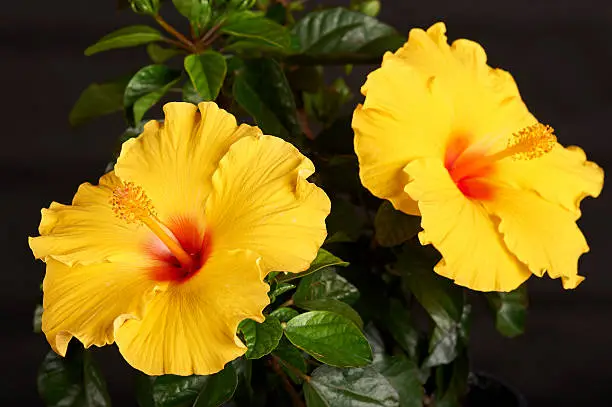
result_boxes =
[110,182,194,268]
[449,123,557,182]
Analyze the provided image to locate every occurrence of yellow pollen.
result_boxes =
[111,182,156,223]
[505,123,557,160]
[110,182,194,268]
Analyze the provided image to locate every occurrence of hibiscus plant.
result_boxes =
[31,0,603,407]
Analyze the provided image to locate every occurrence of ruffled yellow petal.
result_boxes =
[41,259,160,356]
[114,102,261,223]
[115,249,269,376]
[394,22,535,144]
[353,55,452,215]
[481,186,589,289]
[492,144,604,219]
[404,158,531,292]
[29,172,149,267]
[205,135,330,274]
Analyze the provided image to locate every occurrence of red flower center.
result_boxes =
[146,217,212,283]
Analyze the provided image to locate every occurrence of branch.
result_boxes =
[155,15,197,52]
[269,357,306,407]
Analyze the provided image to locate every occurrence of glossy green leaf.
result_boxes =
[291,8,404,63]
[149,364,238,407]
[232,58,301,140]
[182,80,203,104]
[374,201,421,247]
[124,65,182,124]
[33,304,43,333]
[423,304,471,369]
[38,346,111,407]
[173,0,211,26]
[350,0,381,17]
[239,316,283,359]
[398,250,464,332]
[129,0,160,14]
[85,25,164,56]
[304,365,399,407]
[296,298,363,329]
[147,43,182,63]
[373,355,423,407]
[272,339,307,384]
[269,282,296,302]
[485,284,528,338]
[278,248,349,283]
[270,307,299,323]
[221,15,292,52]
[69,76,131,126]
[184,52,227,101]
[294,266,359,305]
[383,299,419,360]
[284,311,372,367]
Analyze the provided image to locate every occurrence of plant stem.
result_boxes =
[279,298,294,308]
[197,23,223,48]
[155,15,197,52]
[269,357,306,407]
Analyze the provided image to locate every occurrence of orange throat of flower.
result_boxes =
[445,123,557,199]
[111,182,211,282]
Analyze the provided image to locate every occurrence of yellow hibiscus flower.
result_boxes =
[353,22,603,292]
[29,102,330,375]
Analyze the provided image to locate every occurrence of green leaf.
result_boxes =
[272,339,307,384]
[434,350,469,407]
[325,198,365,243]
[184,52,227,101]
[422,304,471,369]
[383,299,419,360]
[373,356,423,407]
[38,346,111,407]
[172,0,212,27]
[296,298,363,329]
[485,284,528,338]
[284,311,372,367]
[303,77,353,126]
[239,316,283,359]
[269,282,296,302]
[182,80,203,104]
[232,58,301,140]
[270,307,299,323]
[278,248,349,283]
[374,201,421,247]
[147,43,183,63]
[129,0,161,14]
[350,0,381,17]
[124,65,182,124]
[69,76,131,126]
[293,267,359,305]
[150,364,238,407]
[291,8,404,62]
[304,365,399,407]
[33,304,43,333]
[85,26,164,56]
[221,15,292,52]
[398,250,464,332]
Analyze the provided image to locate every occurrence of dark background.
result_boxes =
[2,0,611,405]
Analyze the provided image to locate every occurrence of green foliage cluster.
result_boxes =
[36,1,529,406]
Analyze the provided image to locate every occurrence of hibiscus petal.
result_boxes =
[205,135,330,274]
[115,102,261,222]
[482,186,590,289]
[492,144,603,219]
[353,55,452,215]
[404,158,531,292]
[29,172,149,266]
[41,259,160,356]
[115,249,269,376]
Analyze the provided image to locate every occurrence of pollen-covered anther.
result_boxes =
[507,123,557,160]
[110,182,156,223]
